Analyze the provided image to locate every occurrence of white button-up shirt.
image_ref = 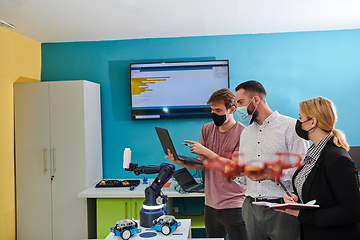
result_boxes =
[234,111,309,199]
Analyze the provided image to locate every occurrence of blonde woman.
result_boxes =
[278,96,360,240]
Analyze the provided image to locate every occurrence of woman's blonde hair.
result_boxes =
[299,96,349,151]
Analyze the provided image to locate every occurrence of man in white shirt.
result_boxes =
[233,80,309,240]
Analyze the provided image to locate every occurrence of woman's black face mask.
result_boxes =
[295,119,311,140]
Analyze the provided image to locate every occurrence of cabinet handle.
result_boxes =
[51,147,56,180]
[125,201,128,219]
[43,147,47,172]
[52,147,56,173]
[134,201,137,219]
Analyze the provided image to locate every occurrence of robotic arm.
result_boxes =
[126,162,175,206]
[125,162,175,227]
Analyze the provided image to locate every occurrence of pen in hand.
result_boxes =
[279,181,296,202]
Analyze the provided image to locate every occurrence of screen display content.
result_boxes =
[130,60,229,120]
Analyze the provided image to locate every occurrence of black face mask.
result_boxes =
[212,112,226,127]
[295,120,310,140]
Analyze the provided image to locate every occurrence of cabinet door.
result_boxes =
[97,199,131,239]
[49,81,88,240]
[131,198,145,220]
[14,82,53,240]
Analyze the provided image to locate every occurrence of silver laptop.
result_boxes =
[173,168,205,193]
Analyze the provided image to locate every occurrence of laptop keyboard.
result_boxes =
[178,155,203,165]
[189,184,204,192]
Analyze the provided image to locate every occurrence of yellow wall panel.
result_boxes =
[0,27,41,240]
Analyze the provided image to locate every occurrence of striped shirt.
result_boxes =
[294,132,333,203]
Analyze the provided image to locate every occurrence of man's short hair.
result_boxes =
[235,80,267,100]
[207,88,236,109]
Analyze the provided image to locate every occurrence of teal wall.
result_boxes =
[41,29,360,178]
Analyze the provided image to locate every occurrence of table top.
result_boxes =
[78,178,205,198]
[104,219,191,240]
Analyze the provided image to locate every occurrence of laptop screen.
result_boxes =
[173,168,199,190]
[154,126,180,159]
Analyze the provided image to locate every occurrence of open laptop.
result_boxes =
[173,168,205,193]
[155,126,203,165]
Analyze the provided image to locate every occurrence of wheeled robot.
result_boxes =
[110,219,141,240]
[151,215,181,235]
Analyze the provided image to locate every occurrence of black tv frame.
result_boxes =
[130,60,229,120]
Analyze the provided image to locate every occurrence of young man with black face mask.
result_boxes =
[166,88,248,240]
[233,80,309,240]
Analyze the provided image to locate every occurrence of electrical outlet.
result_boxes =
[173,207,179,213]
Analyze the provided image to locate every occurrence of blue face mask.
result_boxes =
[236,97,257,125]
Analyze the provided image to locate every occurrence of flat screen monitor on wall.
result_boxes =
[130,60,229,120]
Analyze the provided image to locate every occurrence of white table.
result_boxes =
[78,178,205,239]
[78,178,205,199]
[104,219,191,240]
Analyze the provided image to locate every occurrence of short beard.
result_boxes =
[247,103,258,124]
[249,111,258,124]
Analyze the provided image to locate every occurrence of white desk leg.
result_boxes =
[188,219,192,239]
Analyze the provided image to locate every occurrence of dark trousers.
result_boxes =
[242,196,300,240]
[204,205,248,240]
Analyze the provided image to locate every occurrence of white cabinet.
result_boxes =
[14,80,103,240]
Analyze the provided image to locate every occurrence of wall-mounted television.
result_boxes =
[130,60,229,120]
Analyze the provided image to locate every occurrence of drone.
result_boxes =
[203,152,304,183]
